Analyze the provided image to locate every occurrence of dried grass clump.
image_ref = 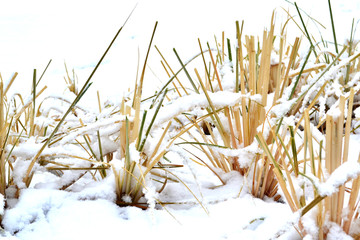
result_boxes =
[156,11,328,201]
[2,1,360,239]
[256,2,360,238]
[0,69,51,199]
[1,10,140,204]
[258,89,360,239]
[151,1,360,237]
[1,16,195,213]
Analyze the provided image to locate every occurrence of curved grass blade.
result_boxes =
[23,6,136,186]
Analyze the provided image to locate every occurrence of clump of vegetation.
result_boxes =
[1,1,360,239]
[147,1,360,238]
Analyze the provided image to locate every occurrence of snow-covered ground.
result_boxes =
[1,1,360,239]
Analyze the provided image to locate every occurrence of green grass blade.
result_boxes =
[84,136,97,160]
[30,69,36,136]
[318,140,323,177]
[296,46,347,102]
[0,118,13,160]
[277,132,295,170]
[12,3,135,186]
[173,49,199,94]
[328,0,338,53]
[195,69,228,145]
[138,89,167,152]
[294,2,317,57]
[97,130,106,178]
[136,110,147,150]
[227,38,232,62]
[125,117,130,169]
[289,126,299,176]
[289,46,312,100]
[5,129,24,164]
[285,0,326,29]
[36,5,134,139]
[154,50,208,104]
[97,130,104,163]
[36,59,52,87]
[135,21,158,108]
[276,46,347,135]
[301,195,326,216]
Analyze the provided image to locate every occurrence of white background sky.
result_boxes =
[0,0,359,101]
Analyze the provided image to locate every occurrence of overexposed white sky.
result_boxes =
[0,0,359,100]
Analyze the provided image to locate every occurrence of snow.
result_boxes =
[326,223,354,240]
[318,161,360,197]
[2,0,360,239]
[1,174,298,240]
[152,91,261,127]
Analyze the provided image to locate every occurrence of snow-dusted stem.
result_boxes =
[0,82,5,195]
